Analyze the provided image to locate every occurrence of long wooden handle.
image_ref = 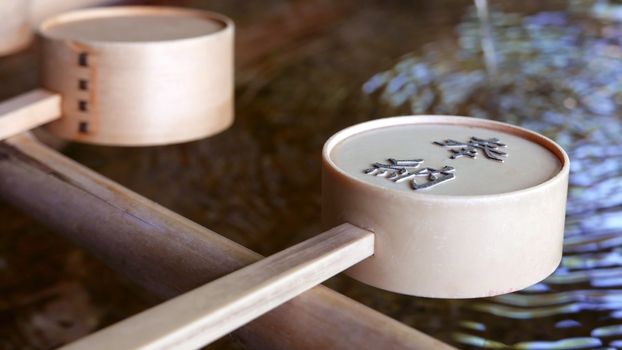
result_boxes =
[0,89,61,140]
[0,134,455,350]
[63,224,374,350]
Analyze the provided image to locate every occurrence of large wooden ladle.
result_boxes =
[62,116,569,349]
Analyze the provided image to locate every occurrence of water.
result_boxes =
[364,1,622,348]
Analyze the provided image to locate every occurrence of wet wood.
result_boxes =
[0,133,455,350]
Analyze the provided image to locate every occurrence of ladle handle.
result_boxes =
[0,89,61,140]
[62,223,374,350]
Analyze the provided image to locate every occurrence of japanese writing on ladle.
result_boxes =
[363,159,455,190]
[433,137,507,162]
[363,136,507,191]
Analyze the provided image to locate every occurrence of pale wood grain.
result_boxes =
[63,224,374,350]
[0,89,61,140]
[38,6,234,146]
[0,133,455,350]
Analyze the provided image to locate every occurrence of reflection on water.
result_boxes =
[365,2,622,349]
[474,0,498,78]
[453,333,603,349]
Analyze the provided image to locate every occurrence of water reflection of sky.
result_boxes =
[364,3,622,349]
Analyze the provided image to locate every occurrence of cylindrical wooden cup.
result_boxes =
[38,6,234,146]
[322,116,569,298]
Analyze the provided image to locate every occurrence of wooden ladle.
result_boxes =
[63,116,569,349]
[1,6,233,146]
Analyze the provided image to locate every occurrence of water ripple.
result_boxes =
[452,333,602,349]
[364,2,622,348]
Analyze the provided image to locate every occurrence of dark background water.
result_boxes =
[1,0,622,348]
